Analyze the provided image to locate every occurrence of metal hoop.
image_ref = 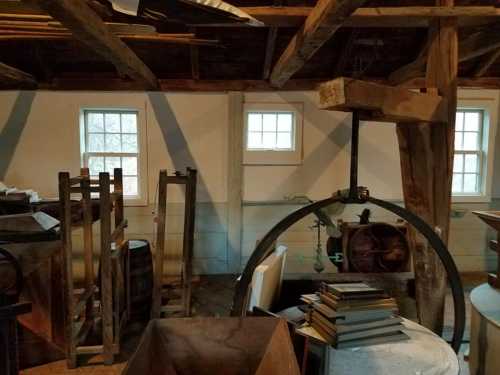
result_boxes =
[230,192,465,353]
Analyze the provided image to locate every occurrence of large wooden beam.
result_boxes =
[318,77,447,123]
[28,0,158,89]
[396,0,458,334]
[0,76,493,92]
[0,61,37,88]
[270,0,366,87]
[389,22,500,84]
[242,6,500,28]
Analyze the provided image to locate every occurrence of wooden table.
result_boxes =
[325,318,459,375]
[0,241,65,366]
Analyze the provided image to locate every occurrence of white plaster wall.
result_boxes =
[0,89,499,274]
[0,91,228,203]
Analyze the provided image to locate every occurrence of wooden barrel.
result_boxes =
[128,240,153,321]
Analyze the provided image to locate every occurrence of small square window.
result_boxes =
[82,110,141,198]
[245,111,295,151]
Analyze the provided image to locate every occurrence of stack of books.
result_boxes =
[302,282,408,348]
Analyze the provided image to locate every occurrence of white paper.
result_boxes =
[110,0,263,26]
[110,0,140,16]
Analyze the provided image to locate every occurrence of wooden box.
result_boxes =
[123,317,300,375]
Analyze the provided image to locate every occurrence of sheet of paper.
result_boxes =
[110,0,140,16]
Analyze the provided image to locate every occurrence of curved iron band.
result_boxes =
[231,193,465,353]
[367,197,465,352]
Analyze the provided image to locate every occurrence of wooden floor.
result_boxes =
[20,275,478,375]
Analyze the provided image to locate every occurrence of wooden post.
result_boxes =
[182,168,197,316]
[80,168,94,324]
[58,172,77,368]
[99,172,113,365]
[396,0,458,334]
[152,170,168,319]
[227,92,244,274]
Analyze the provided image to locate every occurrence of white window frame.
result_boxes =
[243,102,303,165]
[80,107,148,206]
[452,92,499,203]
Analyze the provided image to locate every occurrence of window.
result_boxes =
[452,110,484,195]
[81,109,141,200]
[243,102,303,165]
[246,112,295,151]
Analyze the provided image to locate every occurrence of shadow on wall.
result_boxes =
[147,92,227,267]
[0,91,36,180]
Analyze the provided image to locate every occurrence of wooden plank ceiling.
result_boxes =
[1,0,500,91]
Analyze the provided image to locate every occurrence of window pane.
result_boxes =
[276,132,292,149]
[464,112,480,131]
[463,174,478,193]
[105,157,121,175]
[464,154,478,173]
[88,156,104,176]
[122,134,138,152]
[452,173,463,193]
[262,132,276,148]
[87,113,104,132]
[105,133,121,152]
[463,132,478,150]
[248,113,262,132]
[455,112,464,131]
[105,113,120,133]
[88,133,104,152]
[453,154,463,173]
[122,156,137,175]
[454,133,463,151]
[123,176,138,196]
[121,113,137,133]
[277,113,293,132]
[262,114,277,132]
[247,132,262,149]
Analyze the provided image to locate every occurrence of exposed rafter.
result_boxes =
[19,77,500,92]
[28,0,158,90]
[270,0,366,88]
[0,61,37,88]
[241,6,500,28]
[389,23,500,84]
[473,49,500,77]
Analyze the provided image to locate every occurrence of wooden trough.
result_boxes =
[123,317,300,375]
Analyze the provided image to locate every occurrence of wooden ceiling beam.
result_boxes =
[0,61,37,88]
[242,6,500,28]
[473,49,500,77]
[389,23,500,84]
[270,0,367,88]
[318,77,447,123]
[9,77,496,92]
[28,0,158,90]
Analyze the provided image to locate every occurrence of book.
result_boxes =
[300,293,320,304]
[337,325,403,342]
[335,316,403,335]
[335,309,395,323]
[319,292,397,311]
[325,282,385,298]
[311,310,336,333]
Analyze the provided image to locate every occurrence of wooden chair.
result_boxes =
[58,168,128,368]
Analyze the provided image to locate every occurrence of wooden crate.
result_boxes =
[124,317,300,375]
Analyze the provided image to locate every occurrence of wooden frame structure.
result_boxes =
[58,167,128,368]
[152,168,197,319]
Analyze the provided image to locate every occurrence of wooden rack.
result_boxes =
[152,168,197,318]
[58,168,128,368]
